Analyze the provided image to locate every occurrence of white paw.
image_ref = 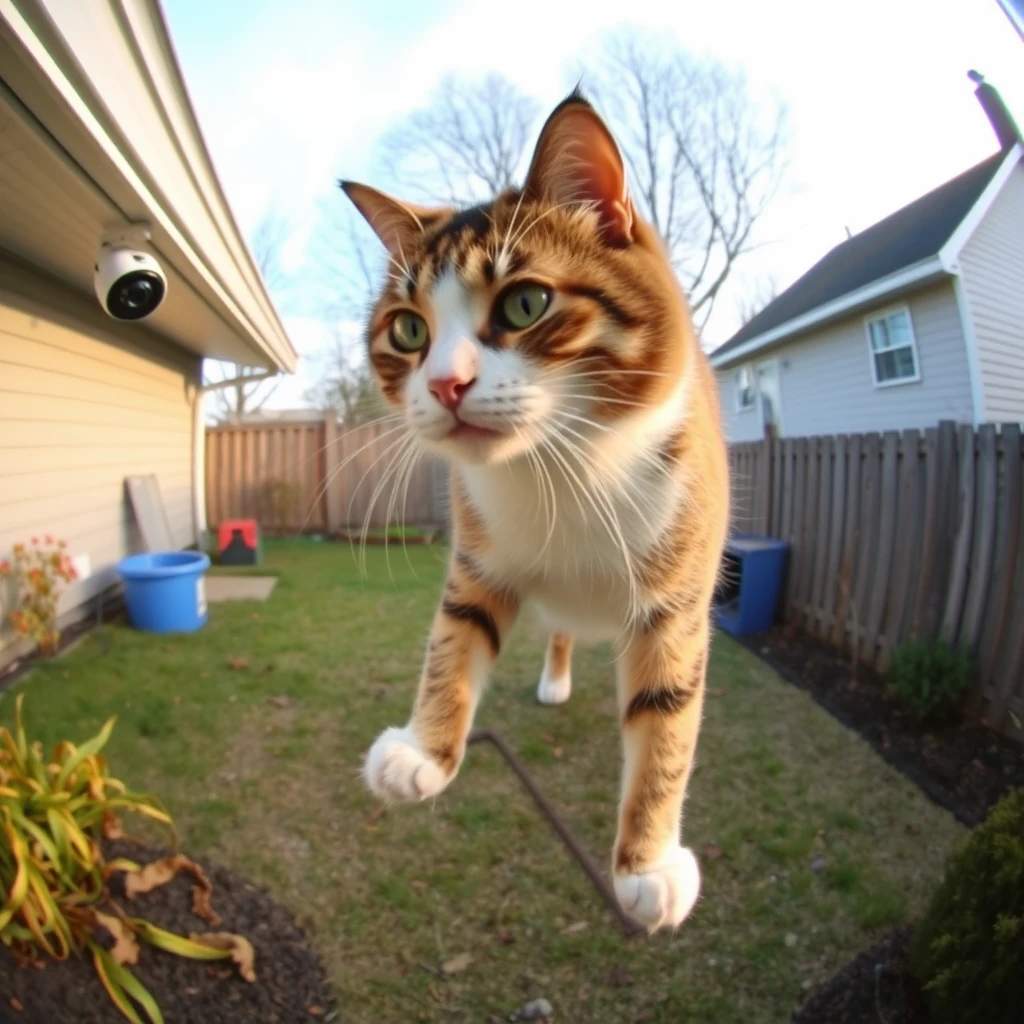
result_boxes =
[363,726,450,802]
[614,845,701,933]
[536,669,571,705]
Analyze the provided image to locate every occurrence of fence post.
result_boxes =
[323,413,341,534]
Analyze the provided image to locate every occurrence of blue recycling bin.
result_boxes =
[117,551,210,633]
[714,535,789,636]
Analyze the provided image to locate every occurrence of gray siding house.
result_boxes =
[712,80,1024,443]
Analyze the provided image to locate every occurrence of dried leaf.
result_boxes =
[906,823,922,836]
[102,813,123,840]
[563,921,588,934]
[441,952,473,975]
[1010,710,1021,730]
[708,688,725,697]
[705,844,724,861]
[9,997,23,1012]
[267,695,292,709]
[540,733,556,745]
[308,1006,324,1017]
[94,911,140,966]
[227,656,249,671]
[189,932,256,982]
[552,746,564,759]
[124,854,222,927]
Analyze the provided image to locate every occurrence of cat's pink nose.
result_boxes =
[428,376,475,411]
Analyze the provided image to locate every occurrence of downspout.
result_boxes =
[190,368,279,550]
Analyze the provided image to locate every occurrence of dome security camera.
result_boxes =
[93,223,167,321]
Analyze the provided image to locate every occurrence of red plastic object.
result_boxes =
[217,519,258,552]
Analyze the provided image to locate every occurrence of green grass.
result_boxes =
[1,540,964,1022]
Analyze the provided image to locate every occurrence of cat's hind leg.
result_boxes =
[536,632,573,705]
[612,612,709,932]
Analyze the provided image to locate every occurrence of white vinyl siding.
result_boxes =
[716,281,973,440]
[957,162,1024,424]
[0,257,200,658]
[717,368,764,442]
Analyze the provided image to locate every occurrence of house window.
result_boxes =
[866,307,920,386]
[735,365,756,411]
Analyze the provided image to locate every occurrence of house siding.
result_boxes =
[716,281,973,440]
[957,162,1024,424]
[0,257,200,658]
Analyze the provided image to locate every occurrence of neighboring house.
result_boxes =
[0,1,298,663]
[712,77,1024,443]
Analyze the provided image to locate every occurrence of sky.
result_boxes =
[163,0,1024,410]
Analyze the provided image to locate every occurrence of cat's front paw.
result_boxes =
[613,845,701,933]
[363,726,451,802]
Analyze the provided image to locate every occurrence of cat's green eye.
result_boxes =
[390,312,429,353]
[498,284,551,330]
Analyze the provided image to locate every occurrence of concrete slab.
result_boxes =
[205,576,278,603]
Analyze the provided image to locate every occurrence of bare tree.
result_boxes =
[303,328,382,425]
[581,32,788,331]
[207,204,293,421]
[377,73,541,204]
[735,273,781,326]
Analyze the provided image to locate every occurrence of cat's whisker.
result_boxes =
[298,420,410,537]
[342,431,417,573]
[359,434,420,579]
[384,438,424,580]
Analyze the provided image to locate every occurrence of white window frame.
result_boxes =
[734,364,756,412]
[864,304,921,388]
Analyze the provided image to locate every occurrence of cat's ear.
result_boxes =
[339,181,441,256]
[522,91,634,246]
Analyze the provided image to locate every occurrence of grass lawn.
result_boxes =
[1,540,964,1022]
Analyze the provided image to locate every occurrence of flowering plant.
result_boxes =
[0,535,78,655]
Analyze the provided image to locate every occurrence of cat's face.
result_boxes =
[343,93,692,466]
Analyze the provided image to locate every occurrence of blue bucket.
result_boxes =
[117,551,211,633]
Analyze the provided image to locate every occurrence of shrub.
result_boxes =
[886,636,973,723]
[910,787,1024,1024]
[0,695,254,1022]
[0,535,78,655]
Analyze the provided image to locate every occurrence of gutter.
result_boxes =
[710,256,948,369]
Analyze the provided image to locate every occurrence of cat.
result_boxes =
[341,90,729,934]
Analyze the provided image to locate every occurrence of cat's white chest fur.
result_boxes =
[460,394,688,639]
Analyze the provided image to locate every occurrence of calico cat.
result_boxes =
[341,90,729,933]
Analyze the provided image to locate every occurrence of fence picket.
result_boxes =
[959,424,998,652]
[941,425,978,643]
[831,433,861,650]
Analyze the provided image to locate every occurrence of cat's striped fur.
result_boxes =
[344,91,729,933]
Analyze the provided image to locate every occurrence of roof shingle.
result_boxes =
[713,149,1008,361]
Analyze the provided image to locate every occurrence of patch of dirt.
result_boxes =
[0,842,334,1024]
[793,926,927,1023]
[739,627,1024,827]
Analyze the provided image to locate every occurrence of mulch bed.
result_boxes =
[0,842,334,1024]
[793,926,927,1023]
[736,626,1024,827]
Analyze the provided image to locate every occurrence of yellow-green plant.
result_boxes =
[0,695,254,1023]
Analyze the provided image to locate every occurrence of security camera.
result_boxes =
[93,223,167,321]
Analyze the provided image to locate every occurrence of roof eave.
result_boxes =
[710,256,949,369]
[0,0,298,373]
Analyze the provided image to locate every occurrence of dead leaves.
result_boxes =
[441,952,473,975]
[94,912,139,966]
[123,854,222,927]
[188,932,257,983]
[227,656,250,671]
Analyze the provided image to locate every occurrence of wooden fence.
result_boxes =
[728,421,1024,740]
[205,418,449,535]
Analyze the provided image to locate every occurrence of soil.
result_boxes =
[0,842,334,1024]
[793,926,927,1023]
[738,626,1024,827]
